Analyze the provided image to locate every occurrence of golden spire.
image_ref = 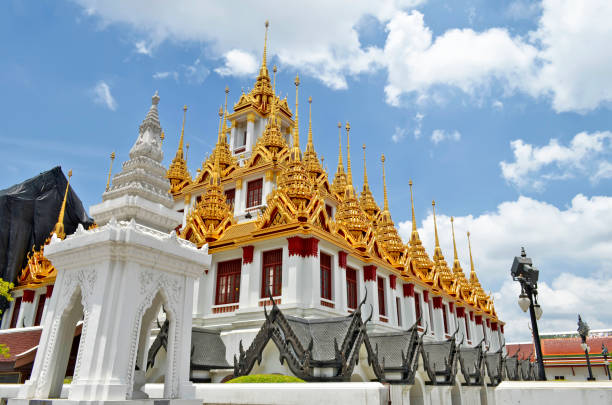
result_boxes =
[303,99,323,180]
[105,151,115,192]
[52,169,72,239]
[307,96,313,150]
[337,122,344,172]
[345,122,355,198]
[166,105,192,194]
[292,73,300,160]
[272,65,277,95]
[220,87,229,143]
[451,217,459,266]
[432,200,440,250]
[432,200,454,291]
[407,180,433,278]
[382,154,389,211]
[186,143,190,165]
[410,180,417,234]
[359,144,379,218]
[467,231,477,281]
[261,20,269,74]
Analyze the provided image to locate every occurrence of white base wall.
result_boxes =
[495,381,612,405]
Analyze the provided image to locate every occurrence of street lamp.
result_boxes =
[602,343,611,381]
[511,247,546,380]
[577,315,596,381]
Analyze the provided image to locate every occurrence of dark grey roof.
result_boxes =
[519,359,532,380]
[505,356,519,379]
[191,327,232,369]
[368,330,416,368]
[284,315,352,362]
[422,340,454,372]
[459,347,482,375]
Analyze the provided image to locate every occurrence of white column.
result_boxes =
[474,314,484,344]
[404,286,417,328]
[246,114,255,153]
[335,253,346,313]
[238,247,253,310]
[456,307,468,344]
[283,247,299,305]
[229,120,236,151]
[234,179,244,217]
[432,297,445,339]
[262,170,275,203]
[363,265,379,322]
[248,246,263,307]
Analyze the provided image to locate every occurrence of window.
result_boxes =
[442,304,449,335]
[464,316,471,341]
[10,297,22,329]
[247,178,263,208]
[224,188,235,208]
[396,297,402,327]
[261,249,282,298]
[320,252,332,300]
[346,267,357,310]
[215,259,242,305]
[377,277,386,317]
[34,294,47,326]
[325,204,333,218]
[239,130,247,146]
[414,293,422,326]
[428,299,434,332]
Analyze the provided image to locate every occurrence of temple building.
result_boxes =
[0,21,516,404]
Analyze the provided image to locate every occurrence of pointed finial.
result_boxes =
[451,216,460,264]
[178,105,187,154]
[362,144,370,190]
[220,88,229,142]
[106,151,115,192]
[346,122,353,186]
[381,154,389,211]
[293,74,300,154]
[152,90,160,105]
[336,121,344,171]
[307,96,314,148]
[409,180,417,233]
[186,143,190,165]
[432,200,440,248]
[467,231,475,273]
[52,169,72,239]
[272,65,277,92]
[263,21,269,68]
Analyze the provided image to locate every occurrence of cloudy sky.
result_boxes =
[1,0,611,341]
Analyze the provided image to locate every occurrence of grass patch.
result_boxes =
[225,374,305,383]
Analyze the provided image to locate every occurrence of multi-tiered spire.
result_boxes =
[167,105,192,194]
[303,96,323,180]
[331,122,348,198]
[407,181,433,277]
[375,154,404,264]
[451,217,471,300]
[359,145,379,219]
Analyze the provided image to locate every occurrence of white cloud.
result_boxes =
[383,11,538,106]
[431,129,461,144]
[134,40,152,56]
[414,112,424,139]
[492,100,503,110]
[500,131,612,190]
[391,127,406,143]
[184,58,209,85]
[91,81,117,111]
[397,193,612,341]
[215,49,258,77]
[71,0,423,90]
[152,71,178,81]
[531,0,612,112]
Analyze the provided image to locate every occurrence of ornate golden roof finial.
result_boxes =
[292,74,300,160]
[410,180,417,233]
[262,20,269,71]
[362,144,369,189]
[359,144,379,218]
[52,169,72,239]
[166,105,192,194]
[106,151,115,192]
[272,65,277,94]
[307,96,313,148]
[467,231,476,278]
[451,217,459,263]
[337,122,344,171]
[345,122,355,198]
[160,131,165,145]
[381,154,389,211]
[432,200,440,249]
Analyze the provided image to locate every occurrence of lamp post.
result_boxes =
[511,248,546,380]
[577,315,596,381]
[602,344,611,380]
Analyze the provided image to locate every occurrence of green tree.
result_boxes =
[0,278,14,358]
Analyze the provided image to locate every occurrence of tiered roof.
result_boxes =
[174,22,498,320]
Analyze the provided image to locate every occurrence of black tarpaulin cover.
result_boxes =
[0,166,93,287]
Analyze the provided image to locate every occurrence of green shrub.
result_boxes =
[225,374,305,383]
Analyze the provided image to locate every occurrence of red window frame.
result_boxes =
[320,252,332,300]
[442,304,449,335]
[346,267,357,310]
[261,249,282,298]
[396,297,402,327]
[10,297,22,329]
[246,178,263,208]
[464,315,471,340]
[414,292,422,326]
[215,259,242,305]
[378,276,386,316]
[224,188,235,208]
[34,294,47,326]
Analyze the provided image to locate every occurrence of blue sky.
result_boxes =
[1,0,611,341]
